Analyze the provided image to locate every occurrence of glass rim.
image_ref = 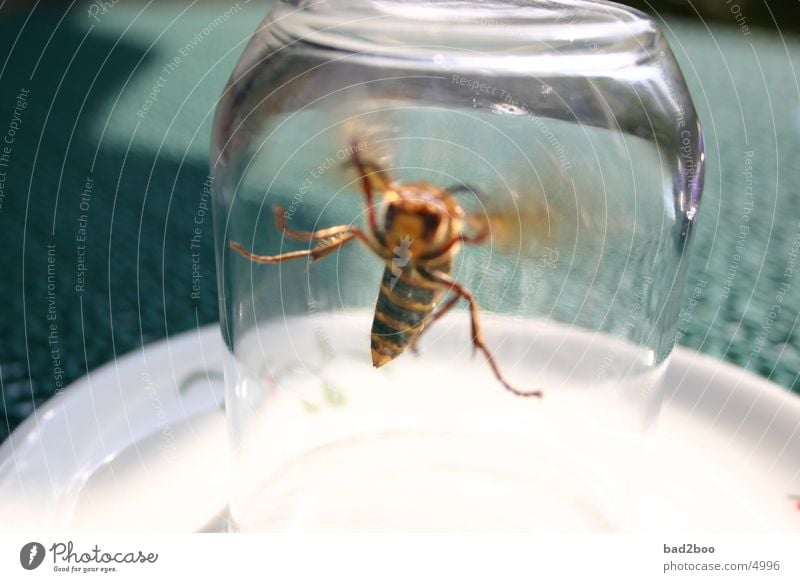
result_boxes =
[265,0,666,73]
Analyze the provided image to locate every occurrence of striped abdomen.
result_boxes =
[370,264,445,368]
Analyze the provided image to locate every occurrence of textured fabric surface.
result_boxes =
[0,3,798,442]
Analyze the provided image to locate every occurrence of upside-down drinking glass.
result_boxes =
[211,0,704,532]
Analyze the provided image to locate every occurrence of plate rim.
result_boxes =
[2,324,799,463]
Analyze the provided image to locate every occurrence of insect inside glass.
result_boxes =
[229,143,542,398]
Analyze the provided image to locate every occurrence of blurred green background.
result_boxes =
[5,0,799,29]
[0,0,799,442]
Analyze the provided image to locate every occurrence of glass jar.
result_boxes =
[211,0,703,532]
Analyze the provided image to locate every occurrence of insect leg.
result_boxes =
[271,206,388,257]
[349,143,393,239]
[229,232,357,264]
[408,292,461,354]
[229,223,382,264]
[273,205,354,242]
[419,221,489,262]
[462,212,491,245]
[418,268,542,398]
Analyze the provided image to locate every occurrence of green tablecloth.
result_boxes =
[1,3,799,441]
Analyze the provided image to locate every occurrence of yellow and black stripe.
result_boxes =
[370,265,444,367]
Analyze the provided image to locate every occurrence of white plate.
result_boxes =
[0,325,798,532]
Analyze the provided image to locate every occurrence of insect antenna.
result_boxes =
[446,183,489,200]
